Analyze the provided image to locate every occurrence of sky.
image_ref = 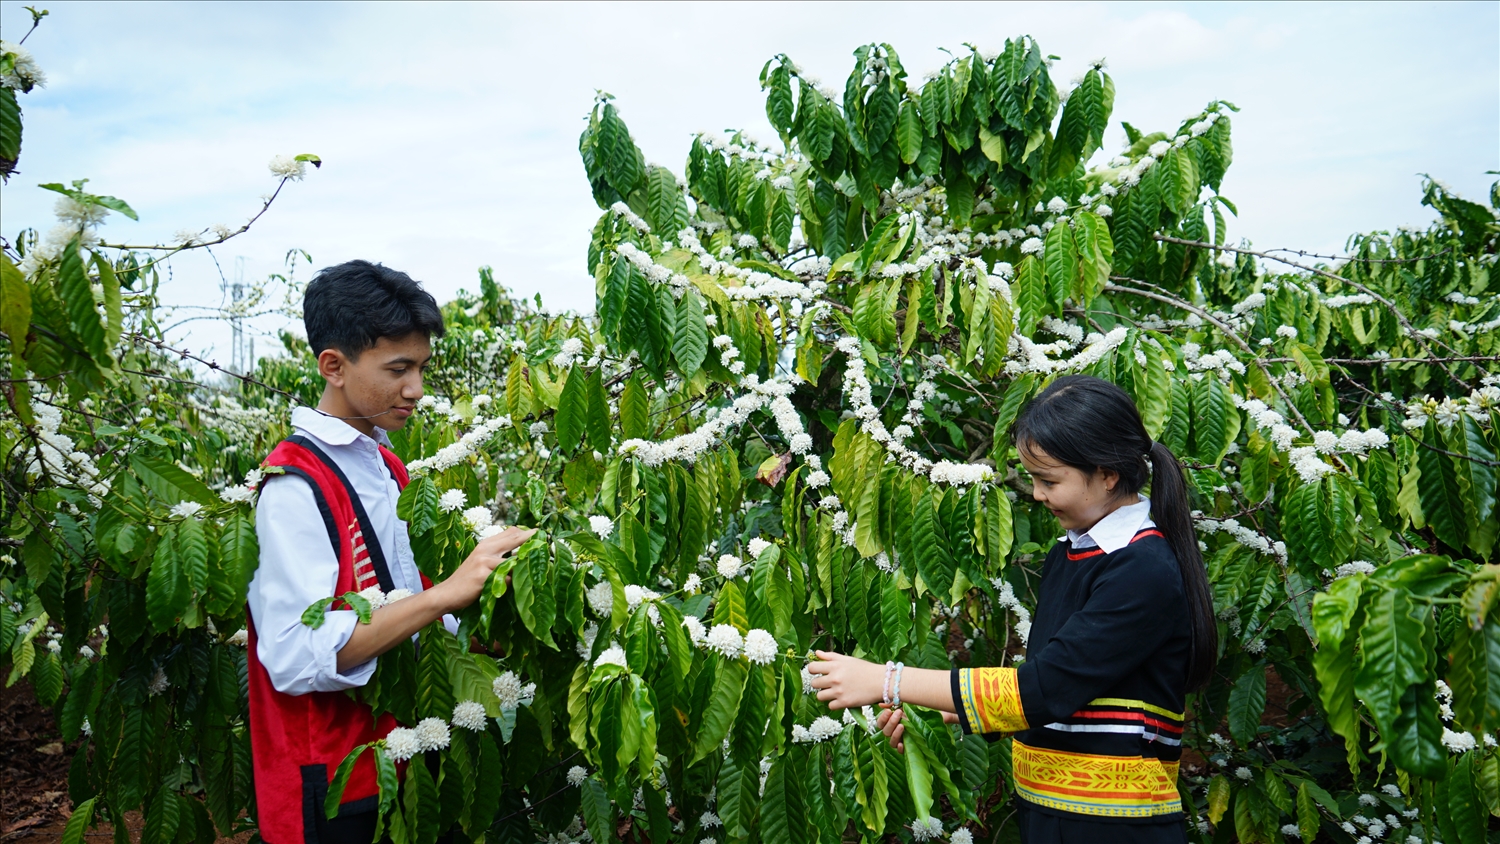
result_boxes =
[2,1,1496,366]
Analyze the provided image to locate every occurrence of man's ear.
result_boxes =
[317,348,348,388]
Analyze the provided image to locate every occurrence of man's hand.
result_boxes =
[430,527,536,613]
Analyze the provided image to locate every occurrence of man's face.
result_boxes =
[318,332,431,435]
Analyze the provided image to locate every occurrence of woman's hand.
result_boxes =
[805,650,886,710]
[875,706,961,752]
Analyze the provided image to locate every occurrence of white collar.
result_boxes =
[290,405,392,448]
[1062,496,1154,555]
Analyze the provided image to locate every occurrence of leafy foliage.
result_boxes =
[3,31,1500,844]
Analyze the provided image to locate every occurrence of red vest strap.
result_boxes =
[1065,527,1165,560]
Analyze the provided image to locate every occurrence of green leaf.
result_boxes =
[1,253,31,356]
[896,101,922,164]
[691,658,748,764]
[1354,588,1430,734]
[178,516,209,597]
[325,743,369,819]
[1450,416,1498,555]
[1449,755,1487,844]
[146,526,187,631]
[913,487,955,599]
[674,290,709,376]
[1419,419,1469,550]
[130,454,216,507]
[556,366,587,454]
[1042,215,1076,308]
[977,123,1007,167]
[580,777,613,844]
[719,754,762,842]
[142,789,181,844]
[760,751,811,844]
[60,797,95,844]
[620,373,649,441]
[210,511,257,615]
[57,235,108,363]
[1071,211,1114,304]
[512,537,558,648]
[0,88,20,168]
[1227,665,1267,746]
[585,366,612,453]
[300,596,334,629]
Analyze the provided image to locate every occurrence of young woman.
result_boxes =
[807,375,1216,844]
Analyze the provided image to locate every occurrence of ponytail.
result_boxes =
[1011,375,1219,693]
[1148,440,1218,692]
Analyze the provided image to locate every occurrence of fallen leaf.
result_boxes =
[36,742,63,756]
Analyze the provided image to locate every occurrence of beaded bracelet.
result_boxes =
[882,661,896,705]
[892,662,906,708]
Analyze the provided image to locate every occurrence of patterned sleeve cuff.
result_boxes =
[954,667,1029,735]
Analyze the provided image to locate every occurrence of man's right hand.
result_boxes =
[433,527,537,613]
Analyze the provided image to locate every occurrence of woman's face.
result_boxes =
[1017,442,1129,534]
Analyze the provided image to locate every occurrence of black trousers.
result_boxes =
[1016,802,1189,844]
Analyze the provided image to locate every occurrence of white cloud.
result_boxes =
[3,1,1494,364]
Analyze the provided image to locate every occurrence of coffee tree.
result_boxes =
[4,25,1500,844]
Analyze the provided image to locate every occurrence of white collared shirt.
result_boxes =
[248,406,443,694]
[1061,496,1156,555]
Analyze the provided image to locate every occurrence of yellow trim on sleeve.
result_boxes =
[959,667,1028,734]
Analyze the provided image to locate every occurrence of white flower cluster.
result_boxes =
[743,629,778,664]
[1181,342,1246,380]
[407,413,513,474]
[620,376,808,467]
[438,489,467,512]
[595,644,630,669]
[704,625,744,658]
[616,241,692,298]
[675,227,825,303]
[1334,560,1376,579]
[609,201,650,233]
[992,580,1032,646]
[716,554,744,579]
[492,671,536,710]
[452,700,488,731]
[552,337,587,369]
[1194,515,1287,564]
[1401,377,1500,430]
[385,726,420,762]
[1106,111,1219,190]
[169,501,204,520]
[23,403,108,504]
[0,40,46,91]
[589,515,614,540]
[463,505,495,535]
[910,817,944,841]
[790,715,845,744]
[1004,326,1130,377]
[587,581,614,617]
[833,338,993,488]
[415,717,451,752]
[567,765,589,787]
[268,154,307,181]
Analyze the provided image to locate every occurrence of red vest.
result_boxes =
[248,435,412,843]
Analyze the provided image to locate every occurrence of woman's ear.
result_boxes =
[1096,466,1120,493]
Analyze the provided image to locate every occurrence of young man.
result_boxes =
[247,260,532,844]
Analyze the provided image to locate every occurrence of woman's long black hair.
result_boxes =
[1010,374,1217,692]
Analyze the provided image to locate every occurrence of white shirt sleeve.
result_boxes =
[248,474,378,694]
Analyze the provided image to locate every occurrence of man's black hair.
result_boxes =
[302,260,445,359]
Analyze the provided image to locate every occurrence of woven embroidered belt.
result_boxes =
[1012,740,1182,818]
